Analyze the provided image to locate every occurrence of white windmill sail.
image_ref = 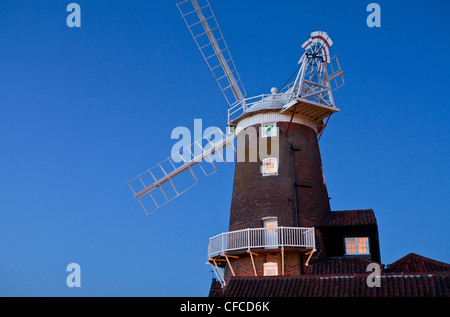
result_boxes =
[177,0,246,106]
[128,128,235,216]
[128,0,248,216]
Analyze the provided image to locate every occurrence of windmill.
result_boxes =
[127,0,344,288]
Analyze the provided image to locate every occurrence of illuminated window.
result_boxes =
[345,237,370,255]
[263,262,278,276]
[261,158,278,176]
[262,123,277,138]
[264,219,277,233]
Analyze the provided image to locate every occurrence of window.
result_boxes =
[262,123,277,138]
[263,218,278,233]
[345,237,370,255]
[261,158,278,176]
[263,262,278,276]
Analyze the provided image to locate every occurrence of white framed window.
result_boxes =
[263,262,278,276]
[261,123,277,138]
[345,237,370,255]
[261,158,278,176]
[262,217,278,231]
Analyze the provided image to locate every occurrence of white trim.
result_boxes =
[263,218,278,227]
[261,216,278,222]
[235,111,317,134]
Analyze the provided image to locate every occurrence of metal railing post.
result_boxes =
[312,228,316,250]
[222,233,224,254]
[247,228,250,252]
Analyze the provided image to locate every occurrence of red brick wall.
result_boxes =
[229,121,331,231]
[224,121,331,281]
[224,251,303,281]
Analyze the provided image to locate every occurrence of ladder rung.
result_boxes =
[205,47,228,60]
[199,41,212,50]
[193,26,219,39]
[176,0,192,7]
[186,15,214,29]
[198,36,223,50]
[181,4,211,18]
[210,56,233,72]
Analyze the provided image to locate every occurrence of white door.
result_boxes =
[263,218,278,248]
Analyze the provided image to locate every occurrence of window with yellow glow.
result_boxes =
[345,237,369,255]
[262,158,278,176]
[263,217,278,233]
[265,221,277,233]
[263,262,278,276]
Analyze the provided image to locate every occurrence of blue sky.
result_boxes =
[0,0,449,296]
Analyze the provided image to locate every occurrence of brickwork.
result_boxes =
[224,120,332,282]
[223,250,303,281]
[229,121,330,231]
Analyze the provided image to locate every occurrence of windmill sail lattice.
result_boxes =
[128,128,235,215]
[177,0,246,106]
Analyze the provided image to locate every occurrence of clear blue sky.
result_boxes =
[1,0,449,296]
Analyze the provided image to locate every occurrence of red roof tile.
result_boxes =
[220,274,450,297]
[387,253,450,273]
[212,255,450,297]
[317,209,377,226]
[306,256,382,275]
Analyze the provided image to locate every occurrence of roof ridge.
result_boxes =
[222,263,450,297]
[388,252,450,268]
[317,209,377,227]
[331,209,374,213]
[229,271,450,280]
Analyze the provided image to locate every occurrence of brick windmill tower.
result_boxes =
[207,30,344,285]
[128,0,343,286]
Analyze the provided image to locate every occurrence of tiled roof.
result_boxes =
[220,274,450,297]
[386,253,450,273]
[317,209,377,227]
[306,256,382,275]
[213,254,450,297]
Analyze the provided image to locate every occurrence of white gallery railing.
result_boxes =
[208,227,315,258]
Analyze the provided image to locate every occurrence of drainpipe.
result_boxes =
[290,143,301,227]
[290,143,313,274]
[289,143,312,227]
